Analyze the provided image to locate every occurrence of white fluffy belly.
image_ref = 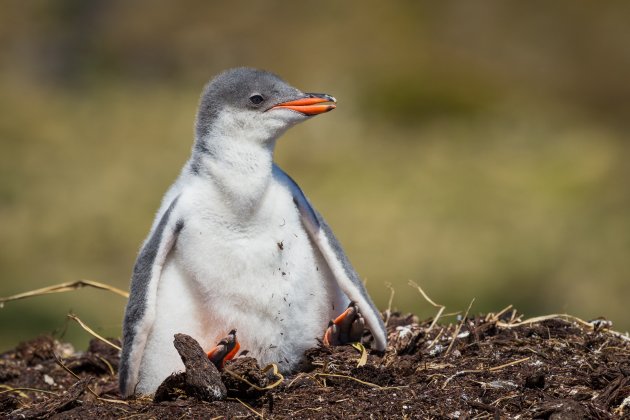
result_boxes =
[137,203,347,393]
[176,212,345,361]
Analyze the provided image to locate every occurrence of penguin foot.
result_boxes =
[207,329,240,369]
[323,301,365,346]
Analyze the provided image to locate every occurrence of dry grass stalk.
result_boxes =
[312,372,407,390]
[498,313,593,329]
[0,385,58,398]
[293,407,323,415]
[384,282,395,326]
[231,397,263,418]
[352,342,368,367]
[223,363,284,391]
[408,280,446,332]
[498,313,630,342]
[286,372,310,389]
[53,352,129,405]
[444,298,475,356]
[441,356,531,389]
[97,356,116,377]
[67,313,122,351]
[485,304,513,323]
[0,280,129,307]
[426,327,445,350]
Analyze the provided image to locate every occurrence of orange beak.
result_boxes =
[271,93,336,115]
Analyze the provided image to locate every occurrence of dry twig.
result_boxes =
[497,313,630,342]
[223,363,284,391]
[231,397,263,418]
[408,280,445,332]
[384,282,395,326]
[444,298,475,356]
[67,313,121,351]
[441,356,531,389]
[0,280,128,306]
[313,372,406,390]
[0,385,58,398]
[53,352,129,405]
[485,305,513,323]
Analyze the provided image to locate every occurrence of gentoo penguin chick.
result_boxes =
[119,68,387,397]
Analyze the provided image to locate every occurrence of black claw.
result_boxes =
[330,324,340,346]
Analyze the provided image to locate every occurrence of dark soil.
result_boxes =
[1,310,629,419]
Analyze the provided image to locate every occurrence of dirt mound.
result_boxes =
[1,311,629,418]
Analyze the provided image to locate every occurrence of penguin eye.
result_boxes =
[249,94,264,105]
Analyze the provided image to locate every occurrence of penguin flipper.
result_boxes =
[273,165,387,351]
[119,197,183,397]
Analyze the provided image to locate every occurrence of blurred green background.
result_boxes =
[1,1,629,352]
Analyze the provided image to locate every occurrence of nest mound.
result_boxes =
[1,310,629,419]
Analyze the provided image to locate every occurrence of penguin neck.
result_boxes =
[191,135,277,214]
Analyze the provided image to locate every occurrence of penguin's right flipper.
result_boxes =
[119,196,184,397]
[273,165,387,352]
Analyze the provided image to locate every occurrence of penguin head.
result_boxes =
[195,67,336,148]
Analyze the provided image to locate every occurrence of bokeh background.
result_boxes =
[1,1,629,351]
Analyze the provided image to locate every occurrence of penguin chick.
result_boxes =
[119,68,387,397]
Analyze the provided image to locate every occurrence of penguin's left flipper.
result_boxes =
[323,301,365,346]
[119,196,184,397]
[274,165,387,352]
[207,329,240,369]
